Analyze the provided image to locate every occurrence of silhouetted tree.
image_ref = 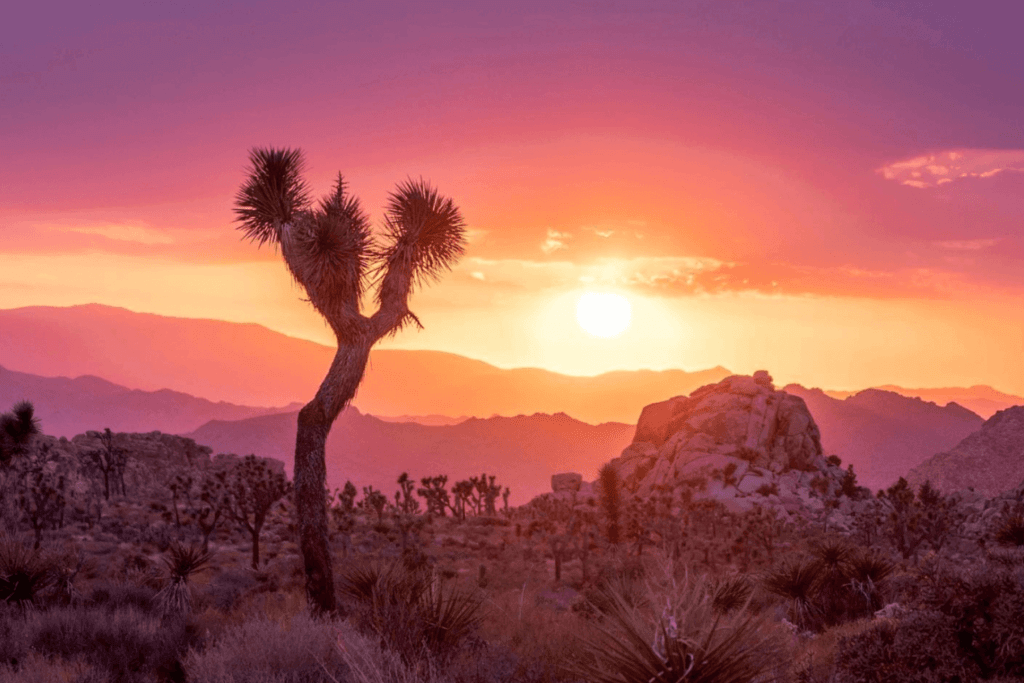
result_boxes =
[0,401,39,468]
[234,148,465,613]
[225,455,292,569]
[82,428,128,500]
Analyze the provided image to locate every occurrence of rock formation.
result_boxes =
[599,372,855,520]
[907,406,1024,496]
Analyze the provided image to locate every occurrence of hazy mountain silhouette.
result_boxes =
[785,385,984,491]
[825,385,1022,420]
[186,409,634,505]
[0,365,298,438]
[908,407,1024,496]
[0,304,730,424]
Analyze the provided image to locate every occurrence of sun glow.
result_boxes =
[575,291,632,338]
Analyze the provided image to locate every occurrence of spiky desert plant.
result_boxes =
[155,542,213,615]
[0,400,39,468]
[573,573,781,683]
[0,533,53,606]
[339,562,481,665]
[710,574,753,615]
[995,513,1024,547]
[235,148,466,614]
[762,557,823,632]
[847,550,896,615]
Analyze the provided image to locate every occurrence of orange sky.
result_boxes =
[2,2,1023,395]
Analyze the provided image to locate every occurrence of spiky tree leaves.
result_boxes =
[0,401,40,468]
[233,148,466,613]
[235,148,311,247]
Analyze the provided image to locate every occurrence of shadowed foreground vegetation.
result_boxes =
[3,402,1024,681]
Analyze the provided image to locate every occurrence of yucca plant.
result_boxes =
[339,562,481,665]
[710,574,753,615]
[995,513,1024,547]
[0,534,53,606]
[847,551,896,615]
[573,574,782,683]
[155,542,213,615]
[762,557,822,632]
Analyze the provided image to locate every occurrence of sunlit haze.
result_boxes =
[2,1,1023,395]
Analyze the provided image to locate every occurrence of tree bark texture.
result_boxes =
[294,342,371,615]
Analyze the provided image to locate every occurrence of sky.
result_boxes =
[2,0,1023,394]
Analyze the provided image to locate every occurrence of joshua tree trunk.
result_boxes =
[294,343,370,613]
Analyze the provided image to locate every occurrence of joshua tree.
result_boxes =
[0,401,39,468]
[224,455,292,569]
[234,147,466,613]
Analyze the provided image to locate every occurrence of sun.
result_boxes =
[575,291,632,338]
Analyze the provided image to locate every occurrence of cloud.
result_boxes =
[935,238,1000,251]
[879,149,1024,188]
[540,229,572,255]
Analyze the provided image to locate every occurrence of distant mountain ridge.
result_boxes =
[0,364,298,438]
[908,407,1024,496]
[784,385,985,491]
[825,385,1022,420]
[0,303,730,424]
[186,408,635,506]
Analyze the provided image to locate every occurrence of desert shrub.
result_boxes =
[25,605,197,682]
[0,535,53,606]
[710,574,753,615]
[339,562,482,666]
[205,568,257,613]
[762,542,895,632]
[155,543,213,616]
[0,652,94,683]
[572,570,783,683]
[994,513,1024,547]
[88,582,158,615]
[835,565,1024,682]
[184,613,345,683]
[834,610,972,683]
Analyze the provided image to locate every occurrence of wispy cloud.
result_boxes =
[540,229,572,255]
[879,149,1024,188]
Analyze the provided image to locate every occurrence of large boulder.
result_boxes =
[608,373,824,497]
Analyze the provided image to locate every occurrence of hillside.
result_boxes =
[0,365,296,437]
[907,406,1024,496]
[784,385,984,491]
[186,408,635,505]
[0,303,730,424]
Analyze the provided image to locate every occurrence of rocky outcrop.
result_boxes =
[551,472,583,493]
[611,372,822,491]
[594,372,862,520]
[907,406,1024,496]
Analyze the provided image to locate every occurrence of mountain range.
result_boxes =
[185,409,634,506]
[1,304,1019,497]
[0,364,297,437]
[0,304,729,425]
[785,385,986,491]
[908,406,1024,496]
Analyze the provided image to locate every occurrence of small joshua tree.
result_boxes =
[224,455,292,569]
[234,148,466,613]
[361,486,388,527]
[330,481,358,558]
[417,475,450,517]
[81,428,129,500]
[0,401,39,468]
